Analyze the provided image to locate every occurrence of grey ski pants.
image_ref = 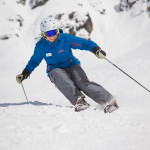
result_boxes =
[49,64,113,105]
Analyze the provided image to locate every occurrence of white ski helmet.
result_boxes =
[40,17,59,34]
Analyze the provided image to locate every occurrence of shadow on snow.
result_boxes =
[0,101,73,108]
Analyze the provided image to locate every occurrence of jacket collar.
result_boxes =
[41,35,61,48]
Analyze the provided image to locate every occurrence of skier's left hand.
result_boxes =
[96,49,106,59]
[93,46,106,59]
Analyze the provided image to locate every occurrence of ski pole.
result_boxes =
[105,58,150,93]
[21,82,29,102]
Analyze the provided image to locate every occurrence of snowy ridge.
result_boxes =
[0,0,150,150]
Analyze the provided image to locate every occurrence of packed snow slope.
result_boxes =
[0,0,150,150]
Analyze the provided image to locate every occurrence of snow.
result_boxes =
[0,0,150,150]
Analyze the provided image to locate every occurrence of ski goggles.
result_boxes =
[44,29,58,37]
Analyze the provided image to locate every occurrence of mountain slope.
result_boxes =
[0,0,150,150]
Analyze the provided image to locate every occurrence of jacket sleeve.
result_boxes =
[25,44,43,74]
[68,34,98,52]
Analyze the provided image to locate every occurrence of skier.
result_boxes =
[16,17,119,113]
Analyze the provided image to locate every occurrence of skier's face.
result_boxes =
[46,35,58,43]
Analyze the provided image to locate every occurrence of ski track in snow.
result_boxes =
[0,0,150,150]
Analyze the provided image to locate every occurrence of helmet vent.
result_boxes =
[40,17,58,32]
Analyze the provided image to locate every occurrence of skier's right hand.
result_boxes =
[16,69,30,84]
[16,74,24,84]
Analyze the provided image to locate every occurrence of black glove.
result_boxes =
[93,46,106,59]
[16,69,30,84]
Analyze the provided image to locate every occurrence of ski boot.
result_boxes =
[75,97,90,112]
[104,100,119,113]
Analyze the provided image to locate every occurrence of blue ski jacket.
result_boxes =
[25,33,98,76]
